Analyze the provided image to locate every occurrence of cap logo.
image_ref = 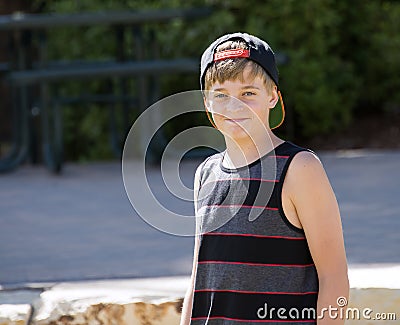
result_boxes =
[213,49,250,61]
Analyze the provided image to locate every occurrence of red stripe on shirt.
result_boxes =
[205,204,278,211]
[270,155,290,158]
[194,289,318,295]
[198,261,315,267]
[205,177,279,184]
[203,232,305,240]
[191,316,316,323]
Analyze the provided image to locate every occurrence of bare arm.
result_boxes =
[180,166,202,325]
[286,151,349,325]
[180,234,200,325]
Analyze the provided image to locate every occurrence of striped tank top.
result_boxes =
[191,141,319,324]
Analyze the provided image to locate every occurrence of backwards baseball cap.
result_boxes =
[200,32,285,129]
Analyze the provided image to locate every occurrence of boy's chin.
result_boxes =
[217,124,269,142]
[220,128,256,142]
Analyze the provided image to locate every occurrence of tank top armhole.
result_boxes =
[195,154,219,243]
[276,148,313,234]
[197,155,214,190]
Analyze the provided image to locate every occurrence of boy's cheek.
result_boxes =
[211,114,223,127]
[212,115,233,133]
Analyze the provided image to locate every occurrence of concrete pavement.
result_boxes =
[0,149,399,287]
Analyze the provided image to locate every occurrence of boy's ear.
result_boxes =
[268,86,279,109]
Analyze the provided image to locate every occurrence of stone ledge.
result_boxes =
[32,276,188,325]
[0,304,31,325]
[348,264,400,289]
[34,298,183,325]
[0,265,399,325]
[346,288,399,325]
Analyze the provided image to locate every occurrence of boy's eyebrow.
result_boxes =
[213,85,261,92]
[241,85,261,90]
[213,87,227,92]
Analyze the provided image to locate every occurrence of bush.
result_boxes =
[35,0,400,159]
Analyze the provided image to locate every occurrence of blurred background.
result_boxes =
[0,0,399,287]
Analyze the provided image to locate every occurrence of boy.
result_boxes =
[180,32,349,324]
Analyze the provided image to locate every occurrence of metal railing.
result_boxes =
[0,8,211,173]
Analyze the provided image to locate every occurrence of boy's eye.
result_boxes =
[243,91,256,96]
[215,93,228,99]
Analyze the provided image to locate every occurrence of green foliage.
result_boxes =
[363,2,400,115]
[63,104,114,161]
[207,0,361,136]
[36,0,400,159]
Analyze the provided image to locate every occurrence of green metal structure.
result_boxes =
[0,8,211,173]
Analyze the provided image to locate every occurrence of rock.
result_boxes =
[0,304,31,325]
[346,288,399,325]
[34,298,183,325]
[344,264,400,325]
[32,276,187,325]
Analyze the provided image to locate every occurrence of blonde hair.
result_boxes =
[204,39,276,94]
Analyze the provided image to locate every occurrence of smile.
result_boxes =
[224,118,249,123]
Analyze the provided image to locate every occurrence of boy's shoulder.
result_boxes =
[275,141,320,168]
[277,140,314,156]
[194,151,224,181]
[283,142,326,193]
[283,141,320,164]
[280,140,322,171]
[195,150,223,173]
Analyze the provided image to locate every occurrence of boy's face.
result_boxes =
[205,65,278,143]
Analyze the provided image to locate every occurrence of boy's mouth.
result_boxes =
[224,118,249,124]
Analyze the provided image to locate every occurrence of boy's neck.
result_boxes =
[223,133,284,169]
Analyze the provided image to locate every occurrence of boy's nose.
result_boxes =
[225,97,245,112]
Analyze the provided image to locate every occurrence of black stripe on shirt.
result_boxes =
[198,234,314,266]
[199,178,276,208]
[191,290,318,321]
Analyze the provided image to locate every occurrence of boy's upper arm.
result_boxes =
[285,151,348,279]
[190,163,203,278]
[193,163,201,215]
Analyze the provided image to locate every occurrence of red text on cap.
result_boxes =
[214,49,250,61]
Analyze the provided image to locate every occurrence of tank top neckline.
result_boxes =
[219,140,288,173]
